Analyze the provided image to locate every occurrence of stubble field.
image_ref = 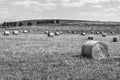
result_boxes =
[0,33,120,80]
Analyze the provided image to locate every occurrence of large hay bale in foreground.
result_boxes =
[4,31,10,36]
[48,32,54,37]
[13,30,19,35]
[113,36,119,42]
[88,35,94,40]
[81,41,109,60]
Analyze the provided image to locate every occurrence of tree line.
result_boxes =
[1,20,60,28]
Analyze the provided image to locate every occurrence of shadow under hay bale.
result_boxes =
[112,36,119,42]
[81,40,109,60]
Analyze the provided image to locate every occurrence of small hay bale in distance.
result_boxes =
[55,32,60,36]
[72,31,76,34]
[111,31,114,34]
[91,31,94,34]
[81,32,86,36]
[95,31,99,34]
[59,31,62,34]
[23,30,28,33]
[4,31,10,36]
[48,32,54,37]
[13,30,19,35]
[100,31,104,34]
[45,31,49,34]
[113,36,119,42]
[81,40,109,60]
[88,35,94,40]
[102,33,107,37]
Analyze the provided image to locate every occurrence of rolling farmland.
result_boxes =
[0,31,120,80]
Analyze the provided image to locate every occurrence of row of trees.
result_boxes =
[1,20,60,28]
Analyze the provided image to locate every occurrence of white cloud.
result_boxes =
[105,8,118,11]
[14,0,39,8]
[61,0,120,7]
[37,2,57,7]
[62,1,84,7]
[92,4,103,8]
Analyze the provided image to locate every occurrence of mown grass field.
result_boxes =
[0,33,120,80]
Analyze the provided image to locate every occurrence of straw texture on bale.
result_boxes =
[88,35,94,40]
[81,41,109,60]
[4,31,10,36]
[113,36,119,42]
[13,31,19,35]
[48,32,54,37]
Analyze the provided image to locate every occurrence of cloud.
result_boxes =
[92,4,103,8]
[77,12,118,21]
[105,8,118,11]
[14,0,39,8]
[61,1,84,7]
[61,0,120,7]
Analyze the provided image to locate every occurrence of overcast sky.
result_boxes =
[0,0,120,22]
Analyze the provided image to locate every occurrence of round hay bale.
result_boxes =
[95,31,99,34]
[28,29,32,32]
[88,35,94,40]
[72,31,76,34]
[13,30,19,35]
[111,31,114,34]
[59,31,62,34]
[81,32,86,36]
[55,32,60,36]
[68,31,71,33]
[113,36,119,42]
[45,31,49,34]
[48,32,54,37]
[100,31,104,34]
[23,30,28,33]
[102,33,107,37]
[81,40,109,60]
[4,31,10,36]
[91,31,94,34]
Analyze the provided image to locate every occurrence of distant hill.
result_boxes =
[1,19,120,28]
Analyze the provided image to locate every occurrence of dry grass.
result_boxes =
[0,34,120,80]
